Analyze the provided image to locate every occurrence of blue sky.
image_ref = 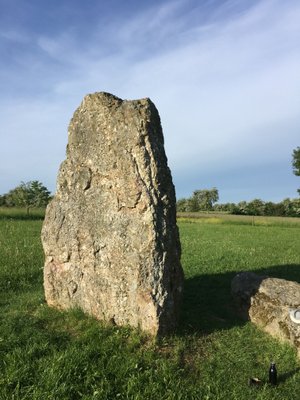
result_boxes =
[0,0,299,203]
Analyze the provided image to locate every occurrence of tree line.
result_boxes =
[177,147,300,217]
[177,190,300,217]
[0,181,51,214]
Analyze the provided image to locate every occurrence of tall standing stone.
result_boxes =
[42,92,183,335]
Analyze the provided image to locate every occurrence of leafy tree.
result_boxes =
[214,202,238,213]
[292,198,300,216]
[245,199,265,216]
[176,198,188,212]
[292,147,300,175]
[264,201,277,216]
[5,181,51,214]
[29,181,51,207]
[235,201,247,215]
[185,196,200,212]
[0,195,5,207]
[292,147,300,195]
[192,187,219,211]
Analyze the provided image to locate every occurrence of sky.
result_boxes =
[0,0,299,203]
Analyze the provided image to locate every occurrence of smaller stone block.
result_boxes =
[231,272,300,357]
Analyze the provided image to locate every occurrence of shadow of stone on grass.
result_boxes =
[178,264,300,335]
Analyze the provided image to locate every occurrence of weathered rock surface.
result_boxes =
[232,272,300,356]
[42,92,183,335]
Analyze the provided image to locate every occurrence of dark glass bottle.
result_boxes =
[269,362,277,385]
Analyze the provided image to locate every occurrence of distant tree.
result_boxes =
[215,202,239,214]
[264,201,277,216]
[292,147,300,175]
[280,198,293,216]
[0,195,5,207]
[245,199,265,216]
[29,180,51,207]
[235,201,247,215]
[292,147,300,195]
[279,198,300,217]
[192,187,219,211]
[5,181,51,214]
[176,198,188,212]
[292,198,300,216]
[271,202,286,217]
[185,196,200,212]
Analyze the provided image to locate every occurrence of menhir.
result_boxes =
[41,92,183,335]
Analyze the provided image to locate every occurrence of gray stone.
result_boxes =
[232,272,300,356]
[41,92,183,335]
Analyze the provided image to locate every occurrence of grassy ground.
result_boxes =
[0,207,45,220]
[1,209,300,399]
[177,211,300,227]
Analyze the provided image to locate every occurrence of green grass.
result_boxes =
[1,210,300,399]
[177,211,300,227]
[0,207,45,220]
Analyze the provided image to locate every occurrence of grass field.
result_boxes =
[177,211,300,227]
[0,207,46,220]
[1,208,300,399]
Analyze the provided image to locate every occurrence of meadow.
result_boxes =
[1,208,300,399]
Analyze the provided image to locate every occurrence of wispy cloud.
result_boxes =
[1,0,299,201]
